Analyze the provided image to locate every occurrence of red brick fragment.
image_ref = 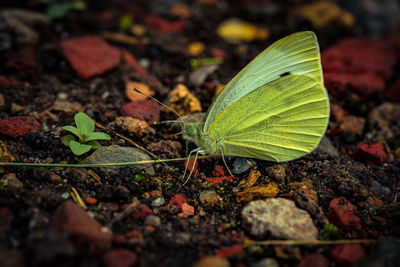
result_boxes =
[145,14,186,33]
[102,249,137,267]
[330,244,366,267]
[0,116,40,138]
[120,100,160,125]
[52,201,112,252]
[351,142,388,166]
[327,197,362,231]
[61,36,121,79]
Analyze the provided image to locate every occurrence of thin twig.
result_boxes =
[245,239,379,246]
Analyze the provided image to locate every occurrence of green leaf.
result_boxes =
[85,132,111,142]
[88,140,101,149]
[74,112,94,135]
[62,135,75,146]
[69,140,91,156]
[72,1,86,10]
[46,3,74,19]
[62,125,82,138]
[119,14,133,32]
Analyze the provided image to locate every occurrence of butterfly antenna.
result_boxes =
[154,120,184,125]
[133,88,188,123]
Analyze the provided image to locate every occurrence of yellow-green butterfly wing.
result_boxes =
[204,31,324,132]
[204,74,329,161]
[182,31,329,162]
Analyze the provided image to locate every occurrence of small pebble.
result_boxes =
[194,255,230,267]
[251,258,279,267]
[199,190,219,205]
[151,197,165,207]
[1,173,23,191]
[232,158,256,174]
[144,215,161,227]
[266,164,287,184]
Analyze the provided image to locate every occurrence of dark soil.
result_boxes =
[1,1,400,267]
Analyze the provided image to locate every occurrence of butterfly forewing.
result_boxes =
[204,31,324,132]
[207,75,329,162]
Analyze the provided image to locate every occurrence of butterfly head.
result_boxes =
[182,122,201,142]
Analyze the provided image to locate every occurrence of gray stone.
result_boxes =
[311,136,339,160]
[232,157,256,174]
[82,145,155,175]
[370,180,392,199]
[241,198,317,240]
[368,103,400,139]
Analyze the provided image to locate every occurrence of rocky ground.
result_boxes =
[1,1,400,267]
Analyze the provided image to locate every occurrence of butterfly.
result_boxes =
[181,31,330,170]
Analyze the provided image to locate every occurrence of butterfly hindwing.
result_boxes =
[207,74,329,162]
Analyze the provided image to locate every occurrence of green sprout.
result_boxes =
[319,224,342,240]
[62,112,111,156]
[163,181,172,190]
[134,173,144,183]
[39,0,86,19]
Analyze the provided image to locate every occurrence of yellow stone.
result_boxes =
[217,18,269,43]
[188,42,205,56]
[0,141,15,162]
[295,1,354,28]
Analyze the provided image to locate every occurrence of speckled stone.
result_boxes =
[241,198,318,240]
[199,190,219,205]
[82,145,155,175]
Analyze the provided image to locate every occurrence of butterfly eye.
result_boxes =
[182,124,197,137]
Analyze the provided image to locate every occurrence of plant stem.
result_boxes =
[0,155,216,168]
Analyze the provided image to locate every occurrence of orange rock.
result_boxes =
[170,3,191,19]
[178,203,194,218]
[114,116,150,136]
[240,169,262,188]
[125,81,154,101]
[163,84,201,115]
[236,182,279,204]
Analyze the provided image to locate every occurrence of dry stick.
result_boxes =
[245,239,378,246]
[0,155,216,168]
[70,187,87,210]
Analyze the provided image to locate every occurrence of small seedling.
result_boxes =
[319,224,342,240]
[39,0,86,19]
[62,112,111,156]
[163,181,172,190]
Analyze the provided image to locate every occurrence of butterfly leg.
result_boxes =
[219,148,234,178]
[181,149,195,181]
[182,148,202,185]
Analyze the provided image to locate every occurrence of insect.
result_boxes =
[181,31,330,176]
